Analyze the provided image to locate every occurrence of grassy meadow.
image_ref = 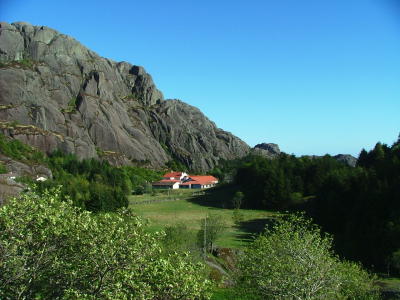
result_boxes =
[129,188,277,248]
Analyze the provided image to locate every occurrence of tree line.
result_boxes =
[37,150,162,212]
[0,134,162,212]
[0,133,387,299]
[213,137,400,274]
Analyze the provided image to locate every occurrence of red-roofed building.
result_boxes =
[152,171,218,189]
[152,179,181,189]
[180,175,219,189]
[163,172,189,181]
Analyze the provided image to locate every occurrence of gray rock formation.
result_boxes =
[333,154,357,167]
[0,153,52,205]
[301,154,358,167]
[0,174,25,206]
[0,22,249,171]
[0,153,53,178]
[252,143,281,158]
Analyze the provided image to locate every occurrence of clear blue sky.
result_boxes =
[2,0,400,156]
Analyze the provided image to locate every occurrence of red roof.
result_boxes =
[153,173,218,186]
[184,176,218,185]
[152,179,180,186]
[163,172,184,178]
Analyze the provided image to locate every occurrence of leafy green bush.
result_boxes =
[231,191,244,209]
[0,133,45,163]
[237,214,379,300]
[165,159,186,172]
[0,188,211,299]
[0,162,7,174]
[162,222,198,254]
[19,58,34,69]
[197,214,227,253]
[389,249,400,275]
[61,97,78,113]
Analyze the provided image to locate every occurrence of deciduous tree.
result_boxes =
[237,214,378,300]
[0,188,211,299]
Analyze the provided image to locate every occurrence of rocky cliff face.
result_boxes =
[252,143,281,158]
[302,154,358,167]
[333,154,357,167]
[0,22,249,171]
[251,142,357,167]
[0,153,52,205]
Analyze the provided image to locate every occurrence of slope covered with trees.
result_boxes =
[313,140,400,273]
[0,133,162,212]
[213,137,400,274]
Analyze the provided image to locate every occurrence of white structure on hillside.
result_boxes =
[162,172,189,181]
[152,172,218,190]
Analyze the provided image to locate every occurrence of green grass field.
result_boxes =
[129,188,277,248]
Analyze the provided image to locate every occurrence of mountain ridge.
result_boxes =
[0,21,250,171]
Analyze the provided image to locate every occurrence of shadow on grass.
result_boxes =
[187,184,282,246]
[187,184,238,209]
[234,218,277,242]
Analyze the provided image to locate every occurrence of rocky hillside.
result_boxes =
[251,143,281,158]
[333,154,357,167]
[301,154,357,167]
[0,153,52,205]
[0,22,249,171]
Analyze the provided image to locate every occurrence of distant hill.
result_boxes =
[251,142,357,167]
[251,143,281,158]
[301,154,357,167]
[0,22,249,172]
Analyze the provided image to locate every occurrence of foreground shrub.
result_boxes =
[237,214,379,300]
[0,188,211,299]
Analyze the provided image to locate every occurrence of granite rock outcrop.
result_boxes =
[0,22,250,171]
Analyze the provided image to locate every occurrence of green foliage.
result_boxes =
[0,162,7,174]
[211,287,261,300]
[162,222,198,254]
[312,142,400,272]
[37,152,128,212]
[197,214,227,253]
[0,188,211,299]
[34,150,162,212]
[0,133,45,163]
[165,159,186,172]
[0,58,34,69]
[19,58,34,69]
[0,134,162,212]
[123,165,162,195]
[130,188,275,249]
[231,191,244,209]
[209,167,224,181]
[232,153,347,210]
[61,97,78,113]
[232,209,245,225]
[214,139,400,274]
[390,249,400,274]
[237,214,379,300]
